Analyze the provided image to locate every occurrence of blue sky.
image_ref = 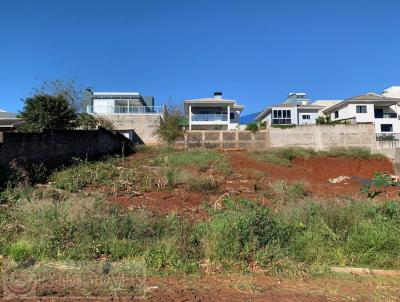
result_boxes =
[1,0,399,114]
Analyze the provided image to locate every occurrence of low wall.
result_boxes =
[176,124,377,152]
[0,127,133,169]
[100,114,162,145]
[268,124,377,151]
[175,130,268,151]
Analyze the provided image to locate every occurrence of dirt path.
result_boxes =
[226,151,394,197]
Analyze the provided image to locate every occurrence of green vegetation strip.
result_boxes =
[251,147,385,167]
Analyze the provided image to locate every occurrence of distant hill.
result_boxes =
[240,112,261,125]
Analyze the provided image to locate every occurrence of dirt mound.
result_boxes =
[227,151,394,197]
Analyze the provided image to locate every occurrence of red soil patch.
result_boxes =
[227,151,394,197]
[110,188,211,221]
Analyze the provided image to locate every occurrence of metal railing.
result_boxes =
[374,113,397,119]
[191,113,228,122]
[86,106,164,115]
[376,133,400,141]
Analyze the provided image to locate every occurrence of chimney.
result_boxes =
[214,92,223,99]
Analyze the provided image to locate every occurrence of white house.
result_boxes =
[184,92,244,130]
[0,110,25,133]
[83,89,164,144]
[256,93,335,126]
[322,92,400,137]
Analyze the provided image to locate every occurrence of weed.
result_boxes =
[252,147,385,167]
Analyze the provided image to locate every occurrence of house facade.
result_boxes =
[0,110,25,134]
[184,92,244,130]
[322,92,400,138]
[256,93,333,126]
[83,89,164,144]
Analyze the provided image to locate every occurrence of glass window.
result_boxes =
[356,105,367,113]
[303,114,310,120]
[334,111,339,119]
[381,124,393,132]
[230,112,234,119]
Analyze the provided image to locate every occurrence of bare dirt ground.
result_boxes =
[110,150,394,221]
[8,149,394,301]
[227,151,394,198]
[3,273,399,301]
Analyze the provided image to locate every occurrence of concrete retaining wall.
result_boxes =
[99,114,162,145]
[176,124,377,152]
[268,124,377,151]
[0,127,133,169]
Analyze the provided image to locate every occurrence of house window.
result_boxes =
[272,109,292,125]
[334,111,339,119]
[230,112,234,120]
[381,124,393,132]
[302,114,310,120]
[356,105,367,113]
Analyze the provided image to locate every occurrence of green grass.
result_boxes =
[2,188,400,275]
[152,148,232,175]
[252,147,385,167]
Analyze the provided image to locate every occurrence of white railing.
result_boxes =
[191,113,228,122]
[86,106,164,115]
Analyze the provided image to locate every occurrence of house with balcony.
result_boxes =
[322,92,400,139]
[83,89,164,144]
[256,93,335,126]
[184,92,244,130]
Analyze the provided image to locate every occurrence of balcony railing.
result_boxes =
[374,113,397,119]
[86,106,164,115]
[191,113,228,122]
[376,133,400,141]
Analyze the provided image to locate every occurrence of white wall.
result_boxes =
[93,99,114,114]
[297,109,320,125]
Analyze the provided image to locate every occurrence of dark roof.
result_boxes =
[0,119,24,127]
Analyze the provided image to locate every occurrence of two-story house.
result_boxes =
[256,93,336,126]
[83,89,165,144]
[322,92,400,138]
[184,92,244,130]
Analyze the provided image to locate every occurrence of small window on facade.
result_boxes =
[356,105,367,113]
[381,124,393,132]
[334,111,339,119]
[303,114,311,120]
[230,112,234,120]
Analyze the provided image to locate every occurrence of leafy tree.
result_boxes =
[316,116,332,125]
[75,113,98,130]
[155,106,183,144]
[32,78,83,111]
[245,122,259,133]
[76,113,115,131]
[18,94,77,132]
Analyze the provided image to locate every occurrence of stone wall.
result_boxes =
[176,124,377,152]
[99,114,162,145]
[0,127,133,169]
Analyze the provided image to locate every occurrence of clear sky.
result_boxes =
[1,0,399,114]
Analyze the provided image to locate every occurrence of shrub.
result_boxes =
[245,122,259,133]
[155,106,184,144]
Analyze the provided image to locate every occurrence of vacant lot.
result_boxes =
[1,146,399,301]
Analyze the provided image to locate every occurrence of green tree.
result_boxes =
[18,94,77,132]
[245,122,259,133]
[32,78,83,111]
[76,113,115,131]
[316,116,332,125]
[155,107,183,144]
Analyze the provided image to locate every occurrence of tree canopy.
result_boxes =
[18,94,77,132]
